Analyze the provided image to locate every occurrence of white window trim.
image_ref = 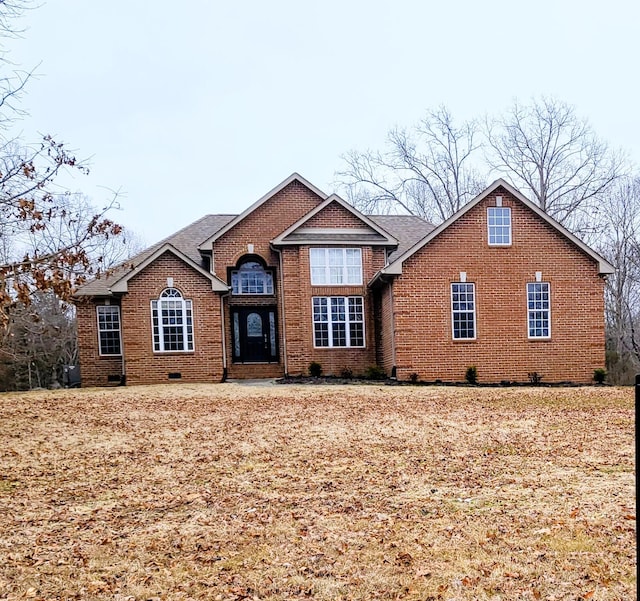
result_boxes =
[151,288,195,353]
[96,305,122,356]
[312,296,365,348]
[487,206,512,246]
[527,282,551,339]
[309,248,363,286]
[451,282,477,341]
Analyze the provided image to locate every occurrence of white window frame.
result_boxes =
[451,282,476,340]
[309,248,363,286]
[151,288,194,353]
[96,305,122,356]
[487,207,512,246]
[312,296,365,348]
[527,282,551,339]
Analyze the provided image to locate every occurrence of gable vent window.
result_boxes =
[231,261,274,295]
[310,248,362,285]
[151,288,194,352]
[487,207,512,246]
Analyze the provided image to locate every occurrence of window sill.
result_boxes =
[230,293,276,297]
[313,346,367,350]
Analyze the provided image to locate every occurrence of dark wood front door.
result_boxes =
[232,307,278,363]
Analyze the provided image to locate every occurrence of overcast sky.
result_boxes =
[10,0,640,245]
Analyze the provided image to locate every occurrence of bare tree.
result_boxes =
[337,106,486,223]
[0,1,123,320]
[485,97,627,234]
[23,192,143,271]
[599,176,640,383]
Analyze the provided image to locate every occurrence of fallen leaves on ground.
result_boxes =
[0,384,635,600]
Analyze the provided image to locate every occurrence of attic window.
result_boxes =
[487,207,511,246]
[231,261,274,295]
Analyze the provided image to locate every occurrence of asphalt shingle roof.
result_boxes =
[75,212,434,297]
[369,214,435,262]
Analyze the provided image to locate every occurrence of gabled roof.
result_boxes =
[376,178,615,279]
[75,214,235,297]
[197,173,328,251]
[271,193,399,247]
[108,243,229,294]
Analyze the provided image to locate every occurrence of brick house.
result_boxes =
[74,173,614,386]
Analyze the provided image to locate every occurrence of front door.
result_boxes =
[231,307,278,363]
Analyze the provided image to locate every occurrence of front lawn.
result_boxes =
[0,384,635,600]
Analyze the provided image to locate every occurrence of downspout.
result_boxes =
[271,245,288,375]
[389,277,397,376]
[120,303,126,385]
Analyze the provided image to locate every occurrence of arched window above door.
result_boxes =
[231,259,274,295]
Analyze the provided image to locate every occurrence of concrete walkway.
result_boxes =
[225,378,278,386]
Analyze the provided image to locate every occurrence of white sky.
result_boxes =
[10,0,640,244]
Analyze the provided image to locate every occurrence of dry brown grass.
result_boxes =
[0,384,635,601]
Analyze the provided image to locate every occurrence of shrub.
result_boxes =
[308,361,323,377]
[340,367,354,379]
[593,368,607,384]
[528,372,543,385]
[364,365,386,380]
[465,366,477,384]
[409,372,419,384]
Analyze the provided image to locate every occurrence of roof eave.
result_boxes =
[385,178,616,276]
[272,238,396,247]
[270,193,399,247]
[107,243,230,294]
[197,173,328,251]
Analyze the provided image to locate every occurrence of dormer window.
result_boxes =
[487,207,512,246]
[231,260,274,295]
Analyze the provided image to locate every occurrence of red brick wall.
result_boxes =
[75,298,123,387]
[120,252,225,385]
[281,245,384,377]
[375,281,395,374]
[212,180,324,279]
[212,180,324,378]
[392,188,606,383]
[303,201,373,229]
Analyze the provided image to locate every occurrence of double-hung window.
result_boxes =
[313,296,364,347]
[451,283,476,340]
[527,283,551,338]
[488,207,512,245]
[310,248,362,285]
[151,288,194,352]
[97,305,122,355]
